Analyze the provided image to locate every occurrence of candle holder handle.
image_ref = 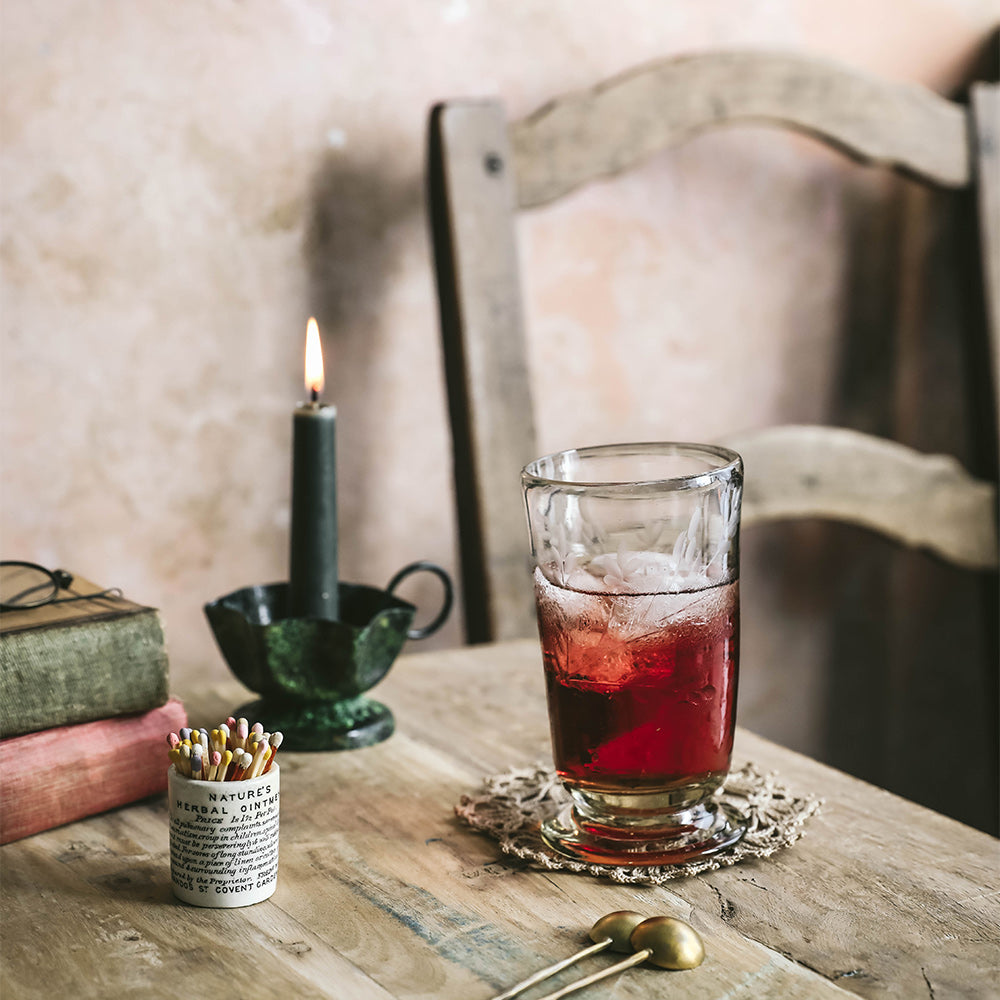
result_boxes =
[386,561,453,640]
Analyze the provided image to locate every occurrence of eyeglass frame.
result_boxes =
[0,560,123,611]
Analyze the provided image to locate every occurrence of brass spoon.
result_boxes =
[490,910,646,1000]
[531,915,706,1000]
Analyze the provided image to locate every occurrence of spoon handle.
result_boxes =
[490,938,612,1000]
[530,949,650,1000]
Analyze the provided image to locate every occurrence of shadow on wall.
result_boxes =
[818,165,995,833]
[301,151,423,573]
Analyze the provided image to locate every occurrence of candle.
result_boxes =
[288,317,339,620]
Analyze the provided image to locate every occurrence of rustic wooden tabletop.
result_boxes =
[2,639,997,998]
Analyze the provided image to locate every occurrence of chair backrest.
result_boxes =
[427,51,1000,644]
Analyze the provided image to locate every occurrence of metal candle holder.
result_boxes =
[204,561,452,751]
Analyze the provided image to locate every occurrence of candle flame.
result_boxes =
[304,317,324,398]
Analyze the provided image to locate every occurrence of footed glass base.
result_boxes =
[235,696,394,751]
[540,797,746,866]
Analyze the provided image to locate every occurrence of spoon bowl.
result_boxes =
[588,910,647,951]
[631,914,706,970]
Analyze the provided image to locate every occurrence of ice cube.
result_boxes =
[647,587,719,626]
[605,592,661,642]
[568,629,639,689]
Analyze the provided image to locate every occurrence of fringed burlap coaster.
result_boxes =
[455,762,822,884]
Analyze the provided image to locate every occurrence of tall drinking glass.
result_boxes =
[522,442,745,865]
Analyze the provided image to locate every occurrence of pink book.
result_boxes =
[0,698,186,844]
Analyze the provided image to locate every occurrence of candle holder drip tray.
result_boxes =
[204,562,452,751]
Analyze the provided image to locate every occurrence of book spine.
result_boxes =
[0,610,169,738]
[0,699,187,844]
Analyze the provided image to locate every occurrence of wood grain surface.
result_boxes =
[721,424,998,569]
[971,81,1000,468]
[511,51,970,208]
[2,639,997,998]
[429,100,539,644]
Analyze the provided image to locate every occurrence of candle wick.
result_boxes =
[310,386,320,404]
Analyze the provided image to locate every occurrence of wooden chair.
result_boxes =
[427,51,999,646]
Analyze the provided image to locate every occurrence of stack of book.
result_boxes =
[0,575,186,843]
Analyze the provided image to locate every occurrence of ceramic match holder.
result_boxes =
[168,765,280,907]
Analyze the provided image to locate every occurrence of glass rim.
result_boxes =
[521,441,742,491]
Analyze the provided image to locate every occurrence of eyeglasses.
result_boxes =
[0,561,123,611]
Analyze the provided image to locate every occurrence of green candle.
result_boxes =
[289,318,339,620]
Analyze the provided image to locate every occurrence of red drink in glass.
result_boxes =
[522,442,745,864]
[536,569,739,797]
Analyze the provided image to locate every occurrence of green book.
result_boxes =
[0,575,169,738]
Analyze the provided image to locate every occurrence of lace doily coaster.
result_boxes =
[455,762,823,884]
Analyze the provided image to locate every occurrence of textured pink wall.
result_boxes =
[2,1,996,713]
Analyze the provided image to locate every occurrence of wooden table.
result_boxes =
[2,639,997,998]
